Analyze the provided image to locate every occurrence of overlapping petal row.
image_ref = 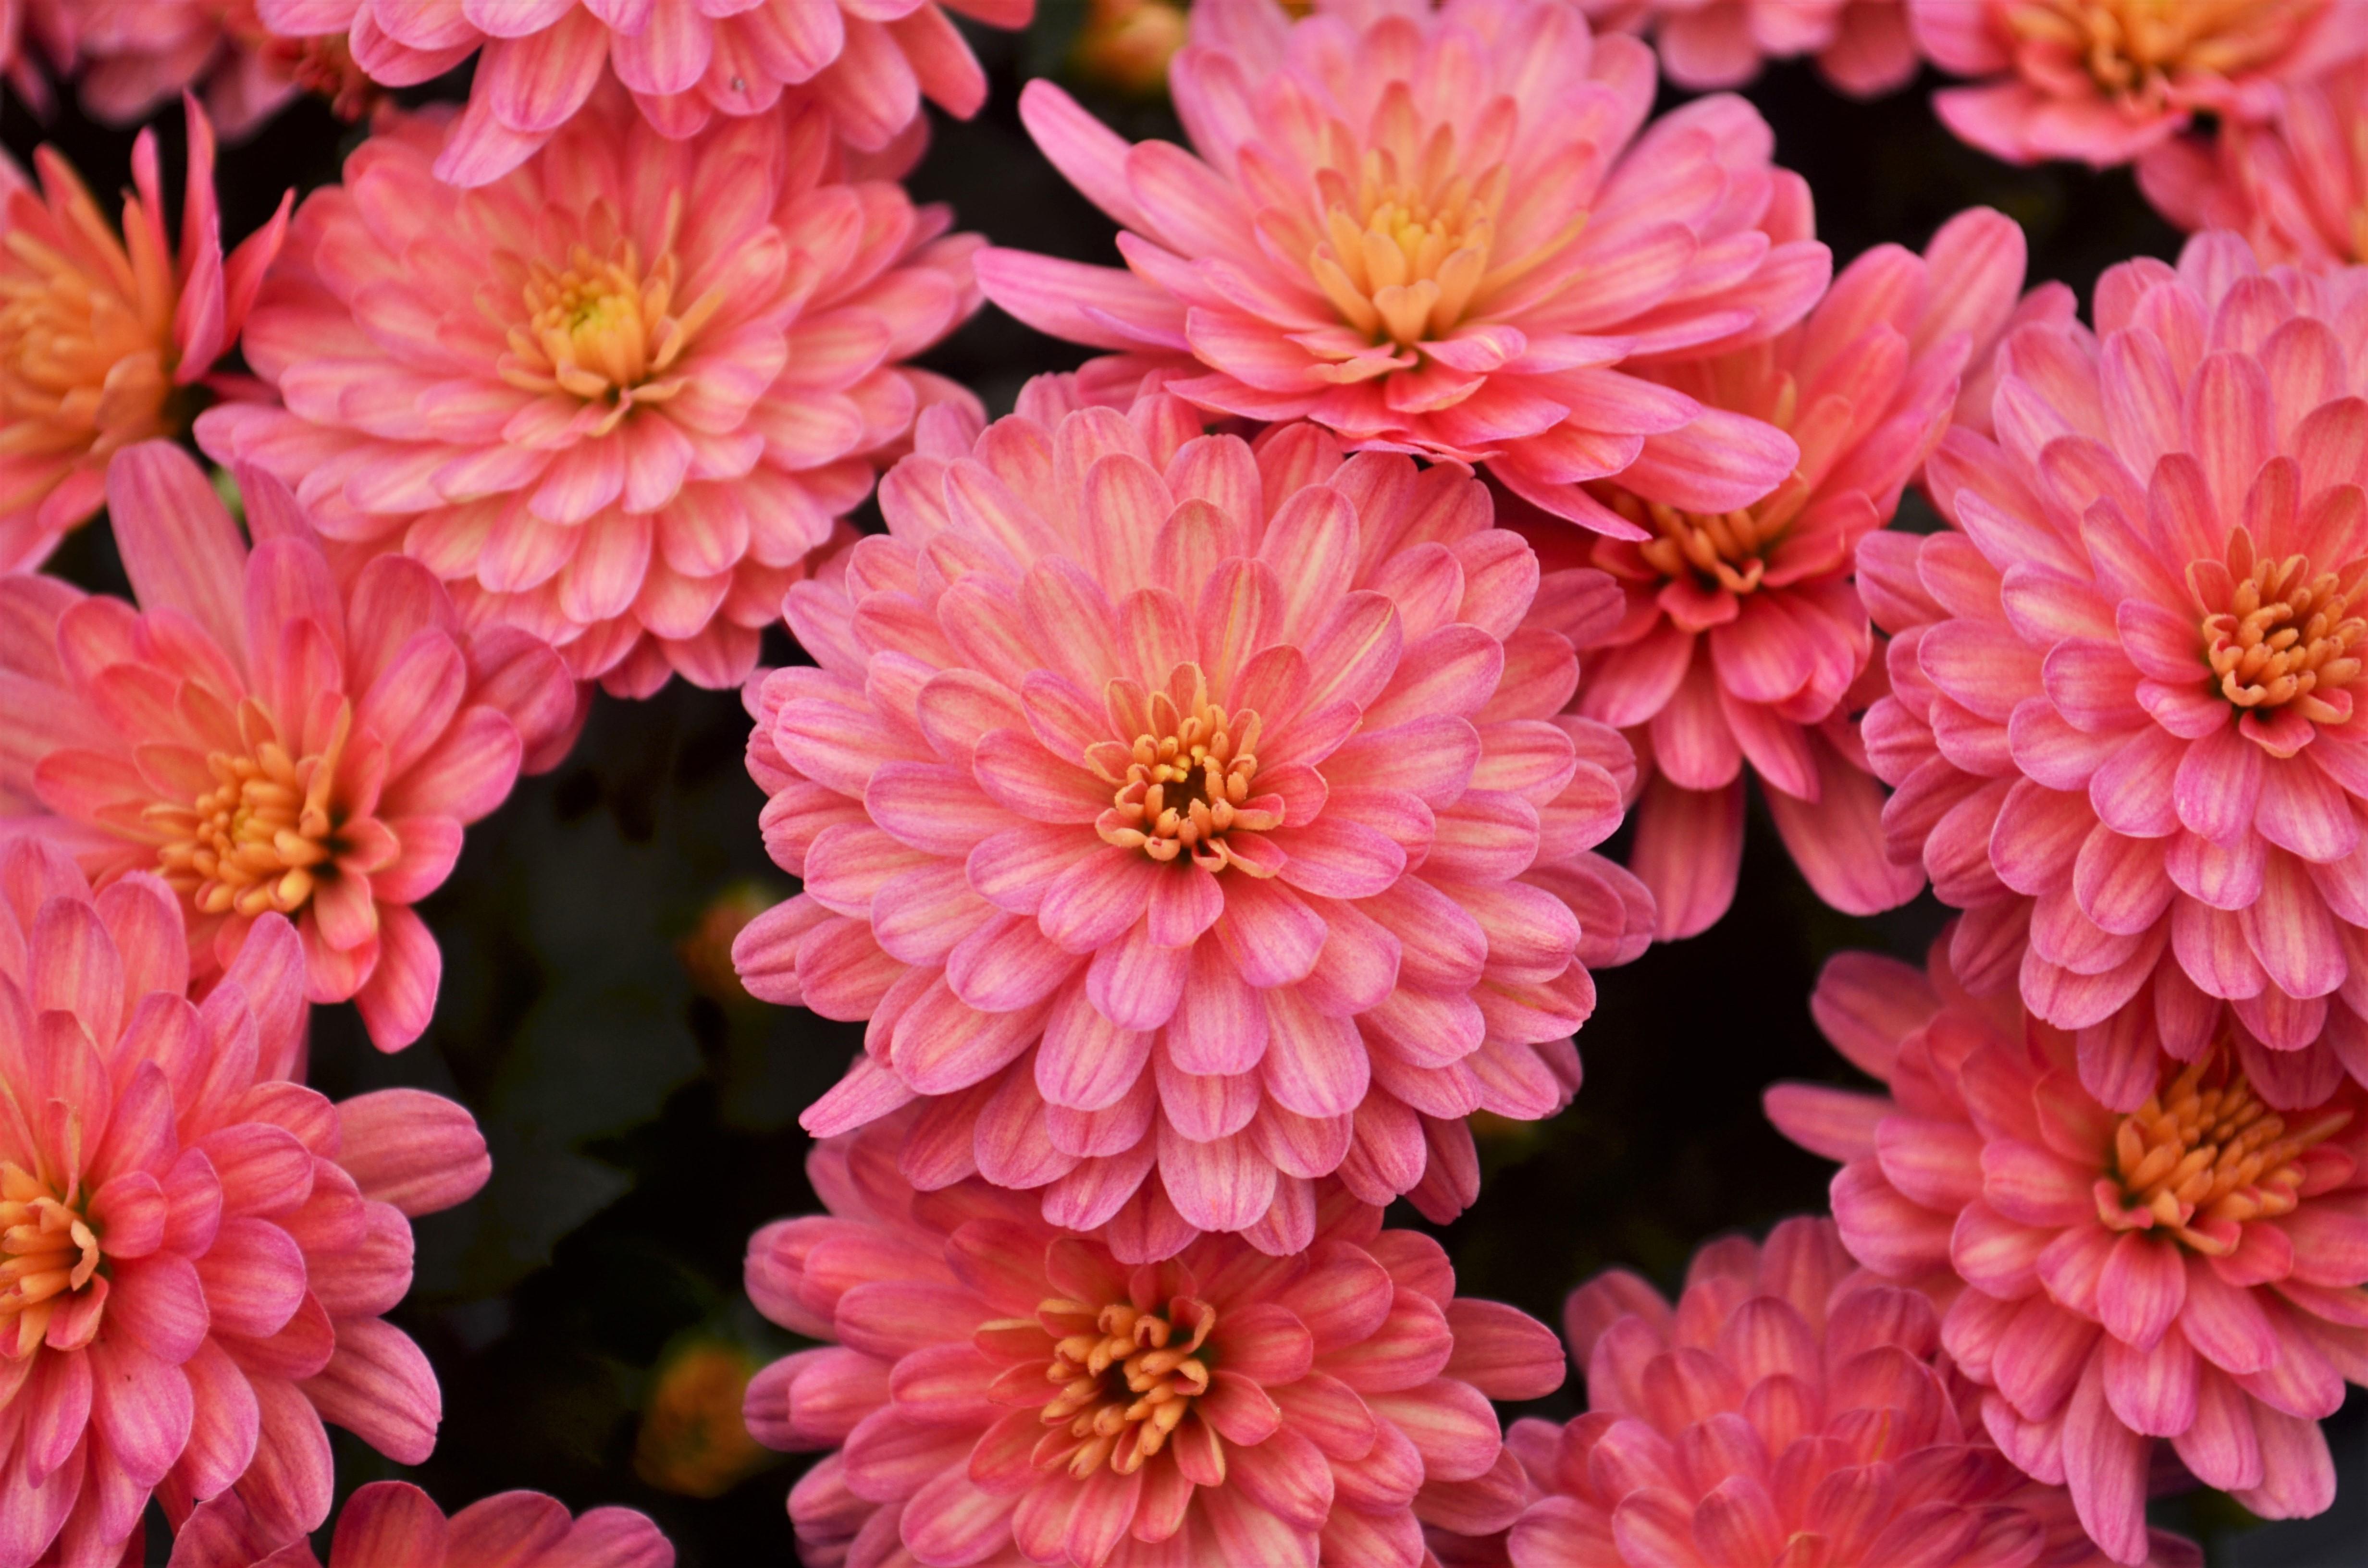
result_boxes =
[247,0,1036,186]
[1767,940,2368,1564]
[0,444,578,1051]
[0,838,489,1568]
[0,95,287,573]
[174,1478,674,1568]
[19,0,362,135]
[1580,0,1919,98]
[2141,61,2368,273]
[974,0,1833,537]
[1906,0,2368,168]
[732,370,1648,1260]
[1541,205,2042,939]
[197,88,982,699]
[741,1112,1566,1568]
[1862,232,2368,1110]
[1472,1215,2197,1568]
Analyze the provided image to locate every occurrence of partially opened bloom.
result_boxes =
[1596,0,1921,98]
[197,91,981,698]
[1906,0,2368,167]
[1489,1217,2198,1568]
[0,443,578,1050]
[976,0,1832,535]
[742,1115,1566,1568]
[734,374,1644,1258]
[1537,207,2039,939]
[247,0,1035,185]
[1861,232,2368,1109]
[172,1481,672,1568]
[1767,941,2368,1564]
[2139,61,2368,272]
[0,839,490,1568]
[0,95,286,572]
[26,0,331,134]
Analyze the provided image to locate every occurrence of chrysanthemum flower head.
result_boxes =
[1907,0,2368,167]
[975,0,1833,537]
[0,94,287,572]
[197,89,982,699]
[247,0,1035,186]
[1543,206,2040,939]
[1768,940,2367,1564]
[173,1480,673,1568]
[2140,61,2368,273]
[0,838,489,1568]
[0,443,578,1051]
[1589,0,1920,98]
[734,371,1645,1258]
[1481,1216,2198,1568]
[1862,231,2368,1110]
[742,1114,1565,1568]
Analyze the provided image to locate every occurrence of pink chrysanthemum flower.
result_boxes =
[25,0,328,135]
[1528,207,2041,940]
[733,373,1646,1259]
[1861,232,2368,1111]
[246,0,1034,186]
[2139,61,2368,273]
[196,90,982,699]
[1767,940,2368,1564]
[974,0,1834,537]
[1477,1217,2198,1568]
[174,1480,672,1568]
[1906,0,2368,168]
[742,1114,1566,1568]
[0,839,489,1568]
[1589,0,1921,98]
[0,443,578,1051]
[0,95,286,573]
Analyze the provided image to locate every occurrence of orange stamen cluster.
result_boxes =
[0,1160,99,1358]
[1035,1296,1215,1477]
[149,703,348,920]
[1621,493,1785,596]
[2097,1051,2351,1253]
[1097,686,1274,871]
[500,195,721,429]
[1309,138,1505,348]
[2008,0,2313,105]
[2193,531,2366,722]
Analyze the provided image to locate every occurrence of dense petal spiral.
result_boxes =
[975,0,1833,536]
[1475,1217,2197,1568]
[197,90,981,699]
[0,444,579,1050]
[734,372,1645,1259]
[172,1479,672,1568]
[741,1113,1566,1568]
[248,0,1036,186]
[1768,940,2368,1564]
[1907,0,2368,167]
[0,95,287,572]
[2140,61,2368,272]
[1862,231,2368,1109]
[0,840,488,1568]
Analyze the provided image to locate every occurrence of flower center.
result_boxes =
[1097,690,1265,869]
[1035,1295,1214,1477]
[0,1161,100,1359]
[1619,493,1782,595]
[2007,0,2310,101]
[148,703,348,920]
[499,196,720,431]
[2098,1051,2350,1253]
[2192,533,2366,721]
[1308,143,1506,348]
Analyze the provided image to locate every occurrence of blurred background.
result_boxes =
[23,6,2361,1563]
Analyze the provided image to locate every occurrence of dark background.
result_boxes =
[24,7,2361,1563]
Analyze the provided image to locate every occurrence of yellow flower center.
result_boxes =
[1621,494,1784,596]
[2007,0,2312,101]
[2100,1051,2350,1252]
[1035,1296,1214,1478]
[148,703,348,920]
[2192,536,2366,721]
[1097,689,1263,869]
[1309,144,1504,349]
[0,1160,99,1359]
[499,195,721,433]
